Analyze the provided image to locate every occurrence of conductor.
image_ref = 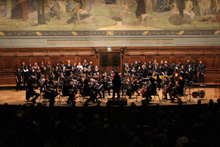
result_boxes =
[112,71,121,99]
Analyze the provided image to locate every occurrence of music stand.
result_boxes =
[188,81,195,102]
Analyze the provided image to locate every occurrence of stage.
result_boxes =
[0,87,219,107]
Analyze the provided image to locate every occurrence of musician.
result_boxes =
[124,64,130,76]
[71,64,77,75]
[185,59,191,71]
[170,78,183,103]
[163,76,175,100]
[127,75,140,99]
[63,79,77,104]
[186,64,193,82]
[26,78,40,104]
[178,60,184,69]
[66,60,72,77]
[130,62,134,70]
[23,65,29,89]
[44,78,58,106]
[30,67,36,80]
[42,66,46,75]
[159,60,165,69]
[36,67,42,87]
[16,68,23,91]
[136,66,142,77]
[179,65,186,80]
[45,61,52,79]
[130,67,137,76]
[169,61,176,76]
[93,65,99,74]
[20,62,26,73]
[33,62,39,70]
[192,59,198,83]
[148,60,152,67]
[83,66,88,75]
[122,60,128,72]
[134,61,138,70]
[94,79,105,98]
[142,78,157,103]
[83,59,88,68]
[147,64,153,76]
[164,63,169,73]
[61,66,67,78]
[84,79,97,103]
[28,64,32,74]
[198,60,205,83]
[77,62,83,71]
[142,64,147,77]
[112,72,121,99]
[138,60,142,69]
[158,65,164,74]
[54,66,60,81]
[154,65,161,75]
[87,66,93,77]
[39,75,45,90]
[89,61,94,72]
[40,62,45,72]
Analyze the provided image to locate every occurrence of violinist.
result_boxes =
[142,78,156,103]
[163,76,175,100]
[127,75,140,99]
[44,77,59,106]
[84,79,97,103]
[63,79,77,104]
[95,78,105,98]
[170,78,183,103]
[26,78,40,104]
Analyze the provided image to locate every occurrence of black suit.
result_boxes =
[198,64,205,83]
[192,61,198,82]
[112,75,121,99]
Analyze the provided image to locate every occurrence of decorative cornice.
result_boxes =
[0,30,219,36]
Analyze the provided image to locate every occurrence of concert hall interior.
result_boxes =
[1,0,220,146]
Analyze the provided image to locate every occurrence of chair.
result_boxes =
[57,89,69,105]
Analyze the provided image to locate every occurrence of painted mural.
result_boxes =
[0,0,220,36]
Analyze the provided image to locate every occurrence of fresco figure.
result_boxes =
[67,0,76,12]
[48,0,61,20]
[198,0,211,16]
[4,0,12,18]
[18,0,29,21]
[157,0,172,12]
[89,0,95,11]
[177,0,185,17]
[184,0,195,20]
[136,0,146,21]
[145,0,153,12]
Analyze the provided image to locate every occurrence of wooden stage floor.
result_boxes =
[0,88,219,107]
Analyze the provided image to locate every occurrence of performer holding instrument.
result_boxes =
[142,78,157,104]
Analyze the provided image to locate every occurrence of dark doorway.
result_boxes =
[100,52,120,74]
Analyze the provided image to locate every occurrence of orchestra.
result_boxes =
[17,59,205,105]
